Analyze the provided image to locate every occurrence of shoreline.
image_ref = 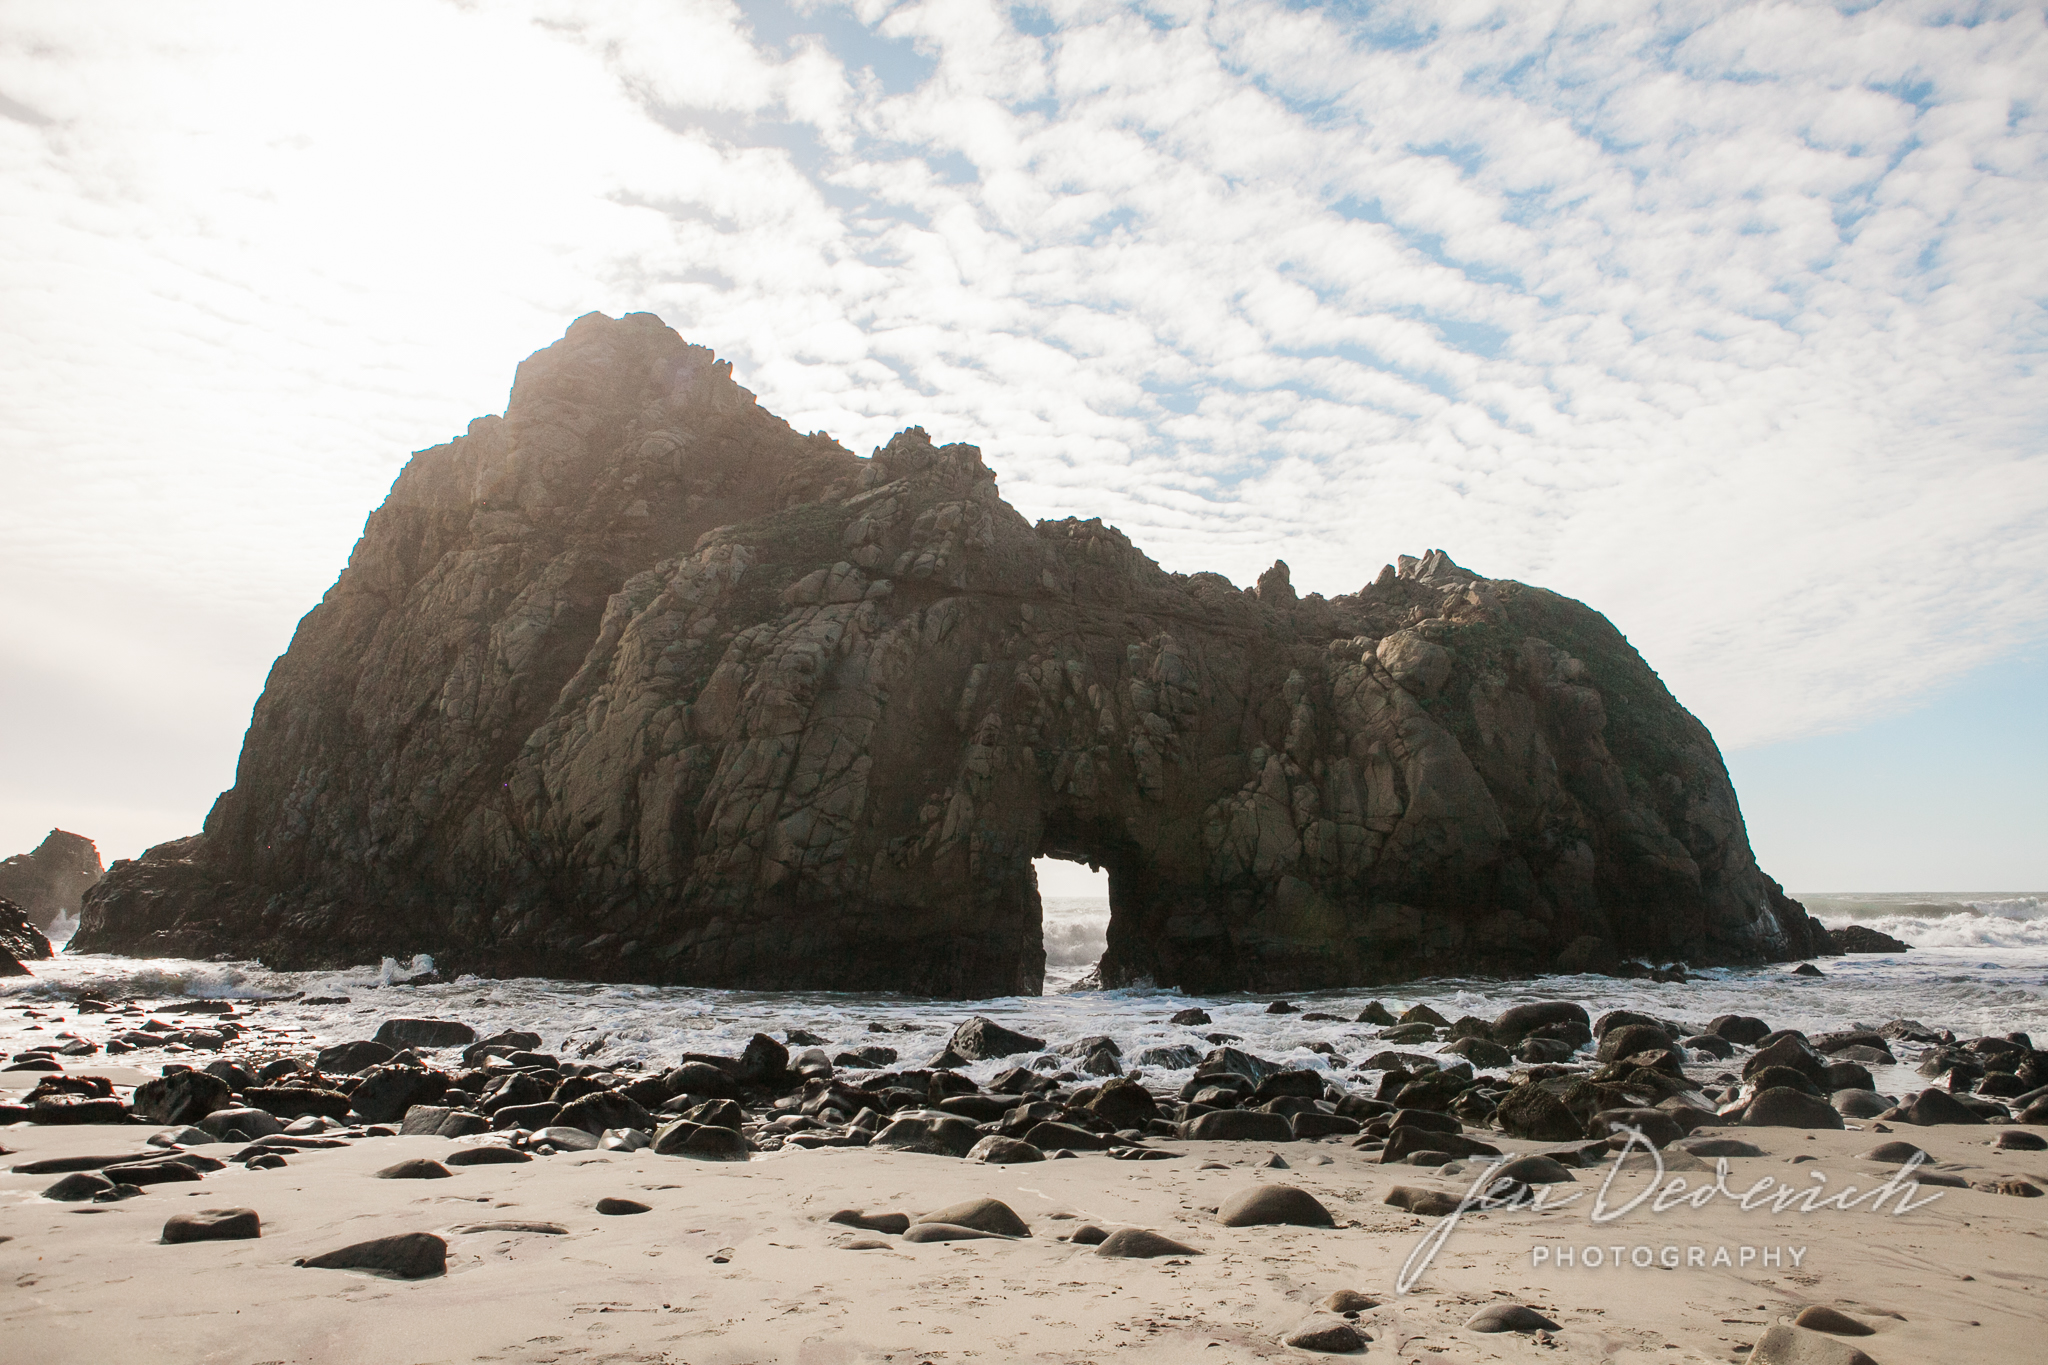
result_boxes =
[5,976,2046,1362]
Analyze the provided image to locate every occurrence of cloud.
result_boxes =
[1,0,2043,859]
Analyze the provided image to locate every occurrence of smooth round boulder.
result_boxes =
[1748,1324,1879,1365]
[200,1106,284,1140]
[1491,1155,1577,1185]
[445,1144,531,1166]
[1742,1088,1845,1129]
[1993,1129,2047,1151]
[595,1197,650,1215]
[1710,1014,1772,1046]
[1896,1088,1984,1125]
[1217,1184,1335,1228]
[1489,1002,1589,1045]
[1282,1316,1367,1352]
[1067,1224,1108,1245]
[298,1231,447,1279]
[967,1135,1044,1164]
[1095,1227,1201,1258]
[1467,1303,1560,1333]
[1859,1140,1927,1163]
[1382,1186,1461,1216]
[1832,1090,1891,1119]
[1184,1109,1294,1142]
[41,1172,116,1202]
[1590,1107,1683,1148]
[374,1158,453,1180]
[1321,1289,1379,1313]
[1792,1306,1874,1336]
[162,1208,261,1244]
[917,1197,1030,1237]
[901,1222,998,1243]
[827,1209,910,1235]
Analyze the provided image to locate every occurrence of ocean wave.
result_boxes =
[1817,912,2048,950]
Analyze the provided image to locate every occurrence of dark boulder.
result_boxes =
[1894,1088,1985,1125]
[131,1070,231,1126]
[373,1019,475,1049]
[315,1040,396,1074]
[1742,1088,1845,1129]
[1710,1015,1771,1045]
[555,1089,655,1136]
[948,1017,1045,1061]
[349,1066,451,1124]
[1828,925,1910,953]
[1217,1185,1334,1227]
[1494,1084,1583,1142]
[1183,1110,1293,1142]
[298,1232,446,1279]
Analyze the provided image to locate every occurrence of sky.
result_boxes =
[1,0,2043,890]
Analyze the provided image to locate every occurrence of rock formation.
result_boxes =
[1,897,54,974]
[0,829,103,931]
[75,312,1829,995]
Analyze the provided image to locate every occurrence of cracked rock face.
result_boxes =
[74,312,1827,996]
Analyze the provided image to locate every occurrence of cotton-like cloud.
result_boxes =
[0,0,2042,861]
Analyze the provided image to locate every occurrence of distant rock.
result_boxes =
[0,829,103,932]
[0,898,52,975]
[1828,925,1910,953]
[74,313,1831,993]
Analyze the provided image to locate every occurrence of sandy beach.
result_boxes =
[6,1059,2043,1365]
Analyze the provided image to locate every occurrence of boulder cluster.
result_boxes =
[8,992,2045,1182]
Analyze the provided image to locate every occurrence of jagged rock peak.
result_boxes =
[74,312,1827,996]
[0,829,104,931]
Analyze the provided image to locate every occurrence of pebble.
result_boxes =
[828,1209,910,1235]
[162,1208,261,1244]
[244,1154,288,1171]
[1860,1140,1928,1162]
[595,1197,651,1215]
[1094,1227,1201,1258]
[297,1231,447,1280]
[840,1238,893,1250]
[1217,1184,1335,1228]
[373,1158,453,1180]
[1067,1224,1108,1245]
[1320,1289,1378,1313]
[454,1220,567,1235]
[1466,1303,1560,1333]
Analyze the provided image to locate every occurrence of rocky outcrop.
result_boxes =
[0,829,103,931]
[1,897,54,974]
[74,311,1828,995]
[1828,924,1910,953]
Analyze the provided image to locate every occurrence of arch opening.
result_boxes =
[1032,855,1108,993]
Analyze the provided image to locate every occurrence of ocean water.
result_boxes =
[10,894,2044,1103]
